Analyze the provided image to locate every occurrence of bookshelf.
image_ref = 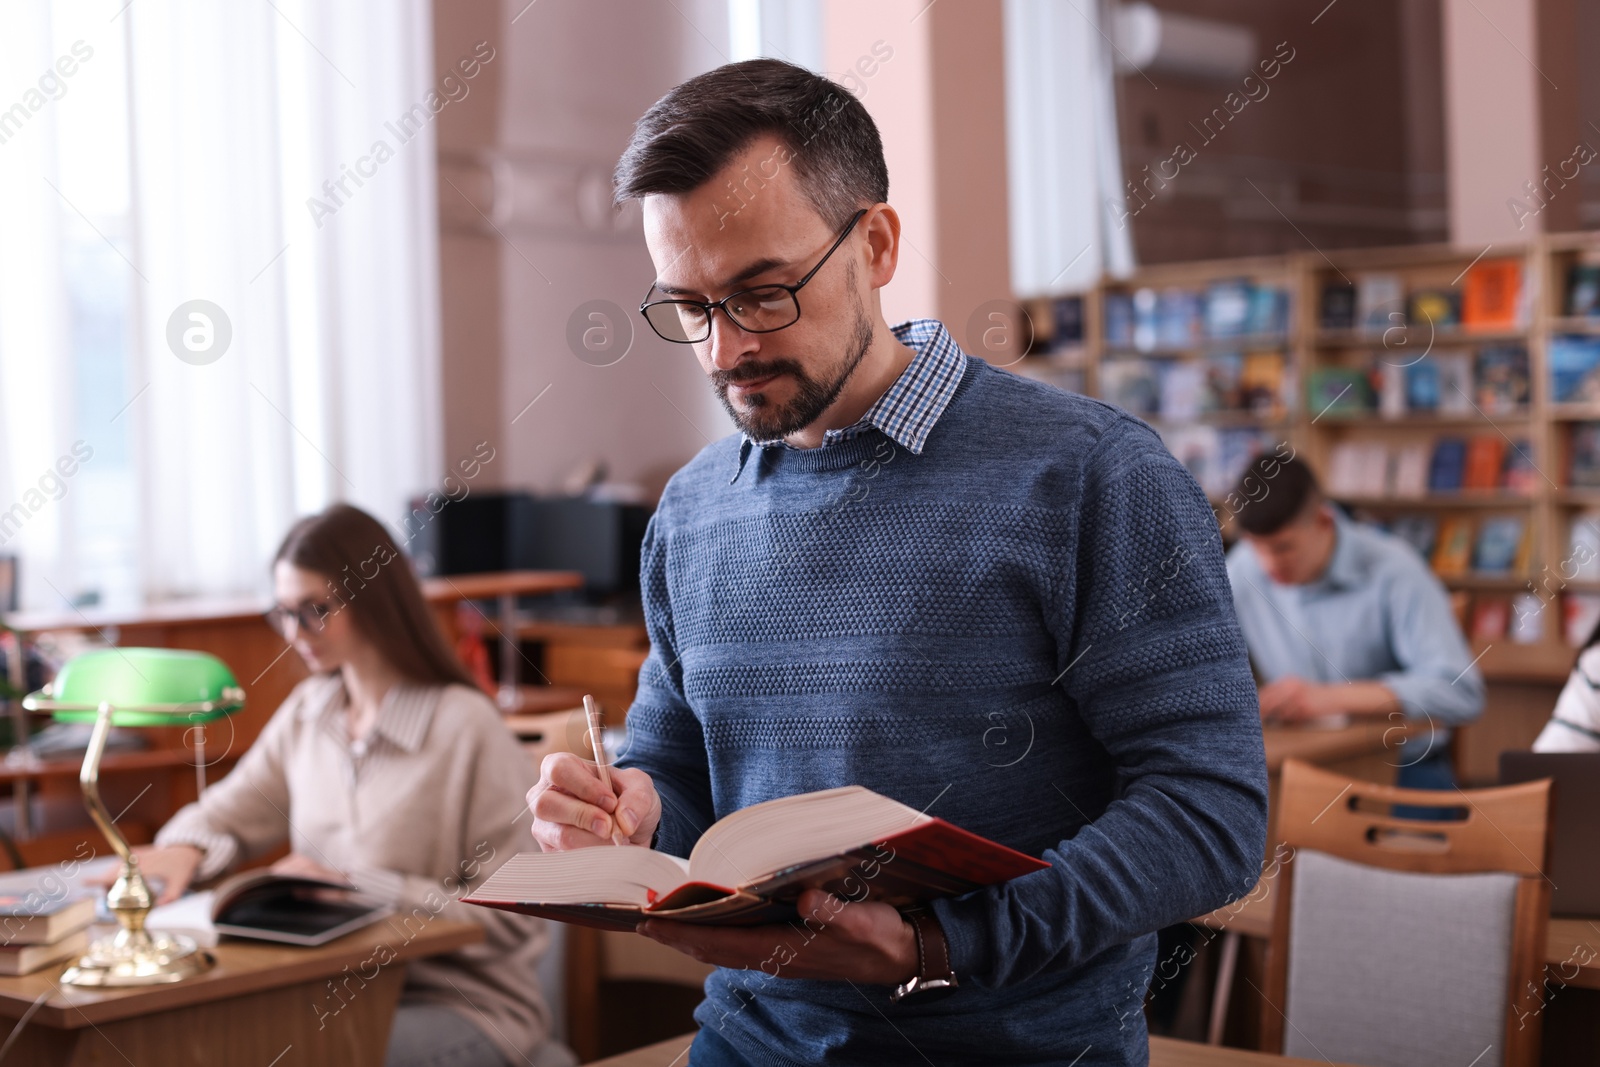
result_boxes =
[1019,232,1600,688]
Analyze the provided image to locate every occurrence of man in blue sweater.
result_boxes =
[528,58,1267,1065]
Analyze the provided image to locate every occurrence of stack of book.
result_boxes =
[1104,279,1291,351]
[1319,259,1525,333]
[1308,346,1528,419]
[1164,427,1276,498]
[1324,436,1534,498]
[0,892,95,976]
[1378,513,1530,580]
[1099,352,1289,423]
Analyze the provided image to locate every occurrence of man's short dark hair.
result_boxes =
[1234,454,1321,537]
[613,58,888,229]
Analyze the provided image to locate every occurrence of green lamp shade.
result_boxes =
[23,648,245,726]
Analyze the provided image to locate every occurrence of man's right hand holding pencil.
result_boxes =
[527,754,660,850]
[527,695,661,851]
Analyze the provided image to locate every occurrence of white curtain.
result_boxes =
[0,0,442,611]
[1003,0,1134,296]
[728,0,824,68]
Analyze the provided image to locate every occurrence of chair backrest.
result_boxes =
[1263,759,1552,1067]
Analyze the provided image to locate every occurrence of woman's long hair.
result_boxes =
[274,504,478,690]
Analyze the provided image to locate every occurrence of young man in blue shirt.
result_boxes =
[528,58,1267,1065]
[1226,454,1484,789]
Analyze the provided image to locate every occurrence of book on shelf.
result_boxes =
[1328,441,1390,498]
[1428,438,1468,492]
[1166,426,1223,496]
[1099,359,1161,417]
[1388,514,1439,560]
[1375,361,1407,418]
[1246,285,1289,337]
[0,893,95,946]
[1510,592,1545,644]
[1569,511,1600,581]
[1449,590,1472,631]
[1571,423,1600,488]
[1204,278,1252,338]
[1157,361,1205,422]
[1549,335,1600,404]
[1474,345,1530,411]
[1461,259,1523,330]
[1165,426,1273,498]
[1239,351,1286,416]
[1320,281,1357,331]
[1471,515,1528,575]
[1502,440,1537,495]
[1307,367,1373,417]
[1050,295,1085,349]
[1393,444,1430,497]
[0,928,90,977]
[1431,517,1476,577]
[1408,288,1461,329]
[462,786,1049,931]
[1462,436,1507,491]
[1566,262,1600,318]
[1104,291,1134,348]
[1436,351,1475,414]
[1565,592,1600,646]
[1133,288,1159,351]
[1469,597,1511,642]
[1202,352,1243,412]
[1357,272,1405,331]
[1157,288,1202,349]
[1405,360,1440,412]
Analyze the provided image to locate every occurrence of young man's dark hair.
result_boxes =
[613,58,888,228]
[1234,453,1321,537]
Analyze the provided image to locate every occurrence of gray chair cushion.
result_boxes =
[1284,848,1518,1067]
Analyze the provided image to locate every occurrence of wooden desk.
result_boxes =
[0,918,482,1066]
[1261,721,1393,772]
[578,1033,1350,1066]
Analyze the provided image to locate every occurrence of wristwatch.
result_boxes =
[890,906,958,1003]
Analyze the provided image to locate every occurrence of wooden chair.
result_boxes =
[1261,758,1553,1067]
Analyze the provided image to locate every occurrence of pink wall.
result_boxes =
[824,0,1011,344]
[1441,0,1542,245]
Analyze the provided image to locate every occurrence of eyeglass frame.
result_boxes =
[264,599,335,636]
[638,208,869,344]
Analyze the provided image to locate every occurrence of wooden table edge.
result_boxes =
[0,918,482,1029]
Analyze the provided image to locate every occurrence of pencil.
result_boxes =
[583,694,628,846]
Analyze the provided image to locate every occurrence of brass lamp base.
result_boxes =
[61,929,215,987]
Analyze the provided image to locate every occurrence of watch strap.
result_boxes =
[891,906,958,1002]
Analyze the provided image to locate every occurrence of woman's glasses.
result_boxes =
[264,600,334,636]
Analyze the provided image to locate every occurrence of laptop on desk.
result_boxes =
[1499,751,1600,917]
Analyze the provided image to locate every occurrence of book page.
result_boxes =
[473,848,693,907]
[689,786,930,892]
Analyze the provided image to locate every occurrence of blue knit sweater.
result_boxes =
[618,347,1268,1066]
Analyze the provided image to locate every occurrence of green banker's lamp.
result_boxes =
[24,648,245,986]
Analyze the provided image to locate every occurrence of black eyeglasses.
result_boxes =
[639,208,868,344]
[264,600,334,636]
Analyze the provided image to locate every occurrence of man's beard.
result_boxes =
[710,289,875,443]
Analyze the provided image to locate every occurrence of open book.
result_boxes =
[462,786,1048,930]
